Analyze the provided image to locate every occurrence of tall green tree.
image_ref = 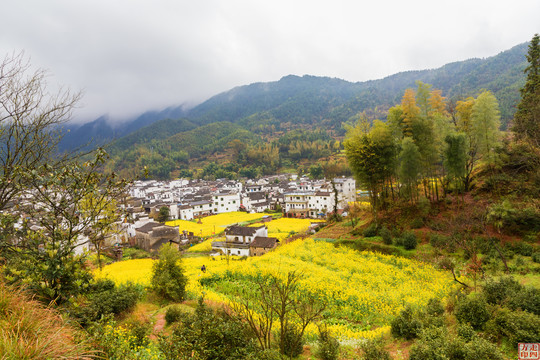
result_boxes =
[398,137,422,204]
[513,33,540,147]
[455,97,477,190]
[401,89,420,137]
[444,133,468,199]
[345,120,396,212]
[471,90,501,169]
[157,206,170,223]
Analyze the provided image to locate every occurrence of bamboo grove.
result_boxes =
[344,81,502,210]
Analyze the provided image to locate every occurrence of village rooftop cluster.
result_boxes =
[127,174,356,221]
[123,174,356,254]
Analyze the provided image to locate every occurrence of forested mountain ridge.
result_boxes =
[183,41,528,130]
[95,42,530,179]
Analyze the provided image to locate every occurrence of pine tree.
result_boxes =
[513,33,540,146]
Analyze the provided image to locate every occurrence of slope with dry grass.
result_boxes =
[0,281,94,360]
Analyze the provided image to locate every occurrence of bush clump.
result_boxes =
[363,223,378,237]
[391,305,422,340]
[463,336,504,360]
[401,231,418,250]
[151,243,188,302]
[279,325,304,358]
[425,298,445,317]
[483,276,540,316]
[410,217,424,229]
[359,338,391,360]
[379,226,392,245]
[315,328,340,360]
[483,276,523,305]
[409,326,504,360]
[490,307,540,347]
[165,305,184,325]
[72,279,142,326]
[455,294,490,330]
[159,298,259,359]
[429,233,451,250]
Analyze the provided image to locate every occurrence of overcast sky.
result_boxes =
[1,0,538,123]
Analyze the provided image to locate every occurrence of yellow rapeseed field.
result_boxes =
[250,218,322,239]
[166,212,264,237]
[95,239,455,341]
[186,238,215,252]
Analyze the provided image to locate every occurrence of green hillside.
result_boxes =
[105,42,529,179]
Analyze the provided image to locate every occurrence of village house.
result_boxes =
[178,204,194,220]
[250,236,279,256]
[191,200,213,218]
[241,192,268,213]
[334,177,356,207]
[134,221,180,252]
[212,224,278,257]
[213,192,241,214]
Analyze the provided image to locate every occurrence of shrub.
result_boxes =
[159,298,259,359]
[492,307,540,347]
[126,319,151,348]
[463,336,504,360]
[483,276,522,305]
[379,226,392,245]
[363,223,377,237]
[122,247,152,260]
[457,323,476,341]
[425,298,445,317]
[533,251,540,263]
[391,305,422,340]
[409,341,447,360]
[487,200,540,235]
[402,231,418,250]
[279,325,304,358]
[315,328,340,360]
[151,243,188,302]
[165,305,184,325]
[408,327,450,360]
[73,280,142,326]
[445,339,468,360]
[506,241,535,256]
[508,286,540,315]
[359,338,391,360]
[429,234,448,249]
[455,294,490,330]
[410,217,424,229]
[245,349,283,360]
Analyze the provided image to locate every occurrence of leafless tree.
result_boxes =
[0,51,81,210]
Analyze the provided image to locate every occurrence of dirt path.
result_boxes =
[150,313,166,340]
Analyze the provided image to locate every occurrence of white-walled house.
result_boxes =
[334,177,356,207]
[308,191,333,217]
[212,193,241,214]
[284,191,335,218]
[283,192,310,217]
[242,192,267,213]
[178,205,194,220]
[191,200,213,218]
